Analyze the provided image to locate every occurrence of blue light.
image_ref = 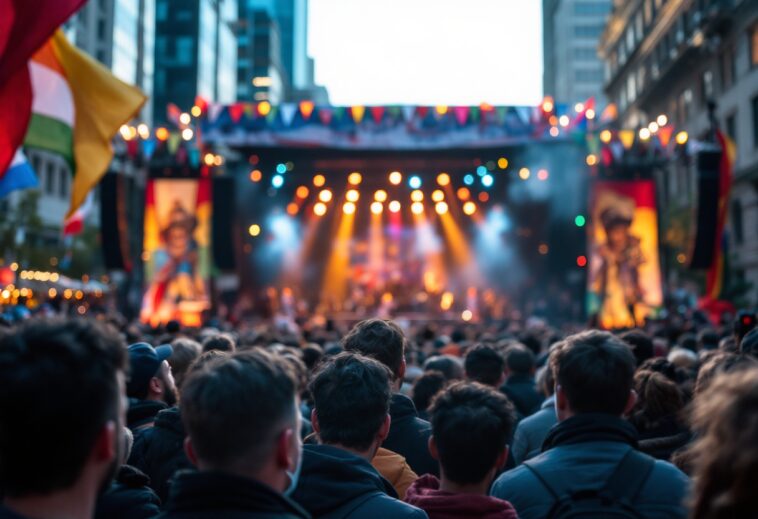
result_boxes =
[276,163,287,174]
[272,175,284,188]
[482,174,494,188]
[409,175,422,189]
[463,174,475,186]
[476,165,487,176]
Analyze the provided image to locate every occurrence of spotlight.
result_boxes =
[271,175,284,188]
[518,168,530,180]
[296,186,309,198]
[435,201,448,215]
[248,224,261,237]
[409,176,422,189]
[348,172,362,185]
[481,174,494,187]
[463,174,475,186]
[437,173,450,186]
[371,202,384,215]
[389,201,401,213]
[457,187,470,200]
[431,190,445,202]
[389,171,402,185]
[411,190,424,202]
[313,174,326,187]
[374,190,388,202]
[411,202,424,215]
[318,189,333,203]
[313,203,327,216]
[346,189,360,202]
[463,201,477,215]
[343,202,356,215]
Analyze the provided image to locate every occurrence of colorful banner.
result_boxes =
[141,178,211,327]
[587,180,662,329]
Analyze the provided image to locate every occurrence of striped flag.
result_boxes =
[24,30,146,220]
[0,149,37,198]
[705,130,736,299]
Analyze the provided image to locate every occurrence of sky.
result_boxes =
[308,0,543,106]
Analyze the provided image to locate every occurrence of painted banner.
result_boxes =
[141,178,211,327]
[587,180,662,329]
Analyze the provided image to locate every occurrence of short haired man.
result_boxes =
[491,331,689,518]
[0,319,128,519]
[343,319,437,475]
[620,329,655,366]
[464,344,505,387]
[201,333,235,353]
[126,342,177,432]
[159,350,308,518]
[291,352,427,518]
[406,382,518,519]
[500,345,542,417]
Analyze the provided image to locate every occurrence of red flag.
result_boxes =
[0,0,86,175]
[318,107,333,125]
[370,106,384,124]
[167,103,182,126]
[229,103,244,123]
[416,106,429,119]
[453,106,470,125]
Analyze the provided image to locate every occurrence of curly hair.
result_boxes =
[689,368,758,519]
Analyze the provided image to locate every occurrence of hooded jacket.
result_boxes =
[95,464,161,519]
[511,396,557,465]
[383,393,438,476]
[159,470,309,519]
[490,414,689,519]
[406,475,518,519]
[500,374,543,418]
[291,444,427,519]
[127,398,168,433]
[371,448,418,499]
[128,406,193,502]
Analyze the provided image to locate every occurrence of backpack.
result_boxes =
[523,448,656,519]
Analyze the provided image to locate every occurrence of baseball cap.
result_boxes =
[127,342,173,398]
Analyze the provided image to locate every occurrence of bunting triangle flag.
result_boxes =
[318,107,333,125]
[469,106,480,122]
[299,100,315,120]
[207,103,223,123]
[280,103,298,127]
[657,125,674,147]
[401,105,415,122]
[453,106,469,125]
[387,106,401,119]
[618,129,635,150]
[229,103,244,122]
[350,105,365,124]
[266,105,279,124]
[370,106,384,124]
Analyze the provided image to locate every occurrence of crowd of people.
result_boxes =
[1,308,758,518]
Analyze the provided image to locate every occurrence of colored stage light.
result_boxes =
[457,187,470,200]
[181,128,194,141]
[348,172,362,185]
[248,224,261,237]
[431,190,445,202]
[411,202,424,215]
[481,174,494,187]
[600,130,612,143]
[343,202,356,215]
[586,154,598,166]
[435,201,448,215]
[346,189,360,202]
[155,127,169,141]
[287,203,299,215]
[411,190,424,202]
[318,189,333,203]
[313,174,326,187]
[461,310,473,322]
[575,215,586,227]
[276,163,287,174]
[179,112,191,125]
[519,168,530,180]
[409,175,422,189]
[463,174,475,186]
[478,192,490,203]
[374,190,388,202]
[389,201,401,213]
[272,175,284,188]
[675,131,688,145]
[498,157,509,169]
[437,173,450,186]
[476,166,487,176]
[296,186,309,198]
[440,292,454,311]
[371,202,384,215]
[463,202,477,215]
[576,255,588,267]
[537,169,549,181]
[313,203,327,216]
[250,170,262,182]
[389,171,403,185]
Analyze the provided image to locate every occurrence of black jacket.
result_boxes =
[382,394,437,476]
[127,398,168,432]
[630,414,692,461]
[0,505,28,519]
[292,444,427,519]
[95,465,161,519]
[128,406,193,503]
[500,374,543,418]
[159,470,310,519]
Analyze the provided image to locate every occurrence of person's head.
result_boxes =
[411,370,447,415]
[0,319,127,499]
[632,370,683,426]
[504,344,536,377]
[342,319,406,385]
[739,328,758,359]
[464,344,505,387]
[550,330,636,420]
[697,329,720,351]
[620,330,654,366]
[689,368,758,519]
[202,333,236,353]
[536,364,555,397]
[423,355,464,381]
[301,343,324,371]
[734,310,757,344]
[695,352,758,395]
[308,352,392,458]
[180,349,300,493]
[168,338,202,390]
[428,382,515,488]
[126,342,177,406]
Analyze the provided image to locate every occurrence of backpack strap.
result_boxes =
[522,461,561,502]
[601,448,656,506]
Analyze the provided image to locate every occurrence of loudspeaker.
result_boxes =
[212,176,237,270]
[688,148,721,269]
[100,173,133,271]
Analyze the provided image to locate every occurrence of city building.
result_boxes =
[153,0,238,123]
[543,0,612,108]
[599,0,758,304]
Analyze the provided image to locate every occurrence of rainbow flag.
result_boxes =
[705,130,736,299]
[24,30,146,219]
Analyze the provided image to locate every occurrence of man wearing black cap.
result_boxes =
[127,342,178,433]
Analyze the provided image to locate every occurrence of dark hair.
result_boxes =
[550,330,636,415]
[411,370,447,414]
[302,343,324,371]
[639,357,678,382]
[423,355,464,381]
[169,338,202,389]
[180,350,297,470]
[698,329,720,350]
[202,333,236,353]
[0,319,127,496]
[309,352,392,451]
[342,319,406,379]
[630,370,684,432]
[504,345,535,375]
[620,330,654,366]
[464,345,505,386]
[429,382,515,484]
[740,328,758,358]
[689,368,758,519]
[518,332,542,356]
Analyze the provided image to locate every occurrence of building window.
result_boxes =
[679,89,693,123]
[731,200,744,245]
[43,162,55,196]
[58,169,68,198]
[156,0,168,21]
[574,25,604,38]
[721,47,736,90]
[725,112,737,142]
[575,68,604,83]
[752,95,758,148]
[574,2,611,15]
[701,69,714,104]
[175,37,193,65]
[573,47,598,60]
[751,24,758,68]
